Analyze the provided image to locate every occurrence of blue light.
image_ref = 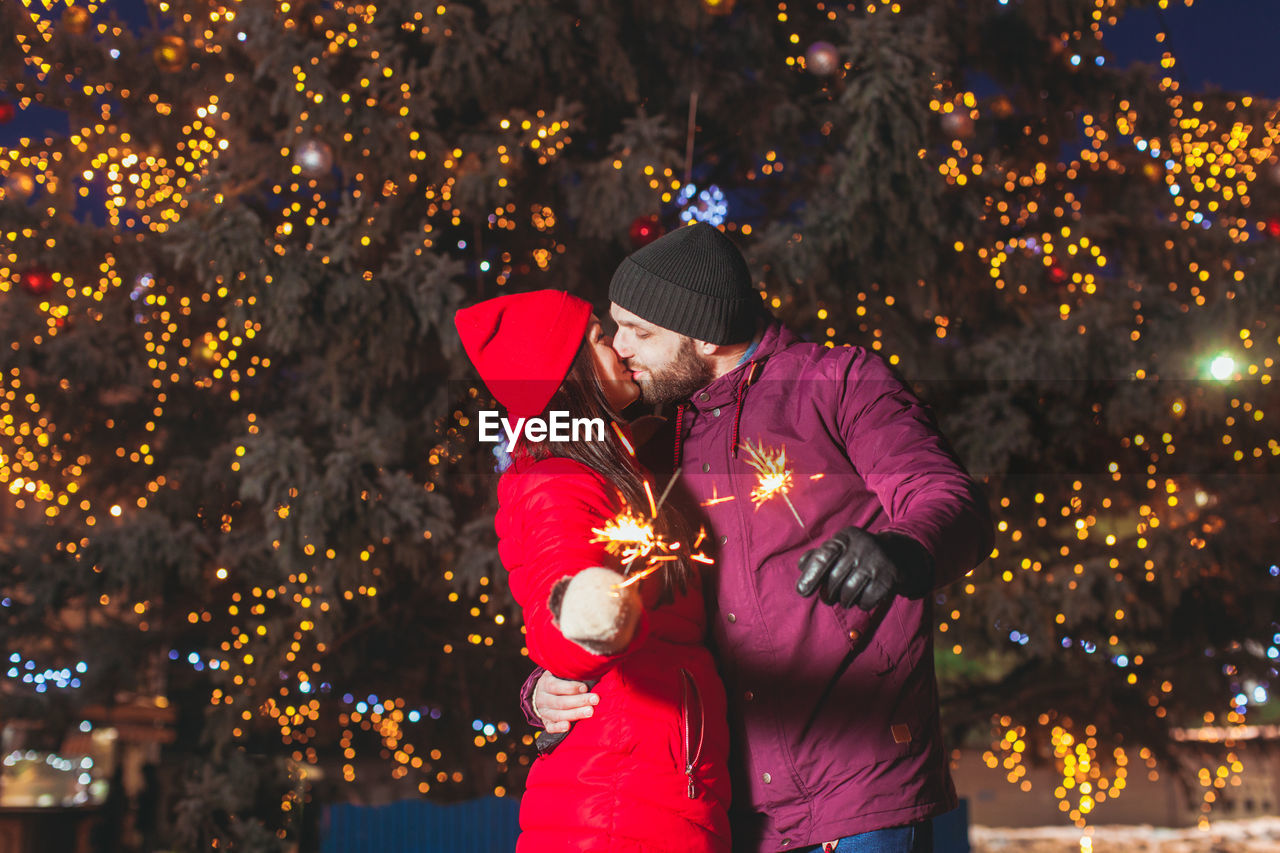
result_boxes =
[408,710,421,722]
[1136,140,1147,151]
[457,240,467,250]
[1095,56,1104,66]
[479,261,490,272]
[79,721,92,733]
[299,681,312,693]
[1070,55,1081,66]
[1169,184,1180,196]
[1268,647,1278,659]
[472,719,483,731]
[343,693,354,704]
[1115,655,1129,667]
[187,652,200,664]
[1269,564,1278,577]
[482,724,496,737]
[356,702,368,713]
[1234,692,1249,706]
[678,183,728,227]
[1082,641,1097,654]
[1061,638,1073,648]
[168,650,179,660]
[1253,685,1268,704]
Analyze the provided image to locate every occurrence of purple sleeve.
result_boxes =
[520,666,546,728]
[837,348,994,588]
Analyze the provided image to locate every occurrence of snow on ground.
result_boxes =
[971,817,1280,852]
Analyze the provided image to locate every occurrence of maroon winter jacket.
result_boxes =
[524,320,993,852]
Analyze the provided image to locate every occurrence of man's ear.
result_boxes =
[695,339,720,356]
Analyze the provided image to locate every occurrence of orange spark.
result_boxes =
[700,484,737,506]
[611,421,635,457]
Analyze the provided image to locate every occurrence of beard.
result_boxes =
[631,337,715,405]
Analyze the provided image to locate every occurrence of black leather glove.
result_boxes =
[796,527,935,610]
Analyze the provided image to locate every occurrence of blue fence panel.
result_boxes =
[322,797,521,853]
[322,796,970,853]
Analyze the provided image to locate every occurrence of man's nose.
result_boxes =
[611,331,633,358]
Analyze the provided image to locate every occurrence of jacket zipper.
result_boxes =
[680,668,704,799]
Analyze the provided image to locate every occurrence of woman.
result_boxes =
[455,289,730,853]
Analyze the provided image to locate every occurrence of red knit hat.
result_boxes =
[454,290,592,420]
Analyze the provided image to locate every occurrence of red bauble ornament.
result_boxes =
[0,100,15,124]
[941,111,975,139]
[629,214,663,249]
[1267,217,1280,238]
[19,265,56,296]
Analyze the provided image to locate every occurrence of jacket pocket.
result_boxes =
[830,604,896,675]
[679,668,704,799]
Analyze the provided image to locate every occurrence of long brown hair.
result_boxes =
[515,341,693,604]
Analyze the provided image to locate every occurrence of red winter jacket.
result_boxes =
[496,454,732,853]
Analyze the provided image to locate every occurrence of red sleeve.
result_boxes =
[502,461,651,682]
[836,349,994,588]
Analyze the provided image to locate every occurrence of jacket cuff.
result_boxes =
[875,530,936,599]
[519,666,547,729]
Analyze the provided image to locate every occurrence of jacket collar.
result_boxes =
[685,320,795,413]
[672,320,797,469]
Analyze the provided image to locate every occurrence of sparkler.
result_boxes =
[740,438,806,528]
[588,468,714,590]
[591,509,665,571]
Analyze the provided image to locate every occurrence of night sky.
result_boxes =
[4,1,1280,143]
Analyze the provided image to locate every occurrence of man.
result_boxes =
[524,223,993,853]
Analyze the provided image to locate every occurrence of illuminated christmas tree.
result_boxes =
[2,0,1277,848]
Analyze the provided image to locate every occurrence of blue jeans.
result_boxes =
[799,821,932,853]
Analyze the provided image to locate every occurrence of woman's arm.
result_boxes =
[505,466,650,682]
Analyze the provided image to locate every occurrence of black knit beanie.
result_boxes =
[609,223,762,345]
